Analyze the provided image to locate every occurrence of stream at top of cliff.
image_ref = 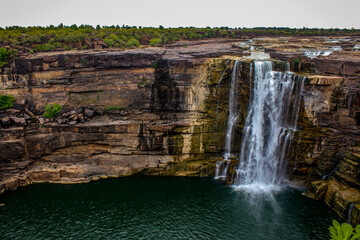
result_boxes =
[0,176,338,240]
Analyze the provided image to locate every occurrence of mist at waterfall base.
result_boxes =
[0,177,338,239]
[216,60,304,194]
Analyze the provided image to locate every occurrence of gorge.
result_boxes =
[1,37,360,232]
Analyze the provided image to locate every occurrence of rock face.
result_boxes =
[1,38,360,224]
[0,41,245,193]
[284,52,360,225]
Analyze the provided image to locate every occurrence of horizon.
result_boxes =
[1,0,360,29]
[1,25,359,30]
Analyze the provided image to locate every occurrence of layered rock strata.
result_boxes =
[0,42,245,193]
[1,38,360,224]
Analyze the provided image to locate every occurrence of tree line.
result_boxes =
[0,24,359,66]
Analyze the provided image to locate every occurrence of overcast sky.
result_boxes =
[1,0,359,29]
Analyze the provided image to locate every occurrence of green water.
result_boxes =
[0,177,337,240]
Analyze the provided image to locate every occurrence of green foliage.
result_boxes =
[0,94,15,109]
[106,106,123,110]
[293,56,301,64]
[103,38,115,47]
[329,220,360,240]
[34,43,55,52]
[1,25,360,54]
[42,103,63,119]
[151,62,159,68]
[138,76,147,85]
[149,38,162,46]
[0,48,9,67]
[127,38,140,47]
[79,58,87,64]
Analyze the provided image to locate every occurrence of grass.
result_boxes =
[106,106,123,110]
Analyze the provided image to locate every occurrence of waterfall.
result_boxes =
[348,203,354,224]
[215,61,240,179]
[232,61,304,191]
[224,61,240,159]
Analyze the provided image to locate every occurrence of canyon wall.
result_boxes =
[1,40,360,224]
[282,53,360,224]
[0,46,247,192]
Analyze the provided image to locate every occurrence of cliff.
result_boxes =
[1,38,360,224]
[0,40,245,190]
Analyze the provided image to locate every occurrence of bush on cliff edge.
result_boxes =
[0,94,15,109]
[42,103,63,119]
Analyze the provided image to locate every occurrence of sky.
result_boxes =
[1,0,360,29]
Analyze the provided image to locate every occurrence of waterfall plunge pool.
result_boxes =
[0,177,338,239]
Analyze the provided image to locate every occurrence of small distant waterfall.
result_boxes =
[348,203,354,224]
[215,61,240,179]
[232,61,304,190]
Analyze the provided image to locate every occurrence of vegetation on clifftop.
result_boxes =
[0,25,359,54]
[0,48,9,67]
[0,24,359,68]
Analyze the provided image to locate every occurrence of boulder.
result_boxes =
[94,107,105,115]
[10,117,26,125]
[23,114,31,120]
[5,109,20,114]
[58,119,67,125]
[1,116,10,127]
[25,109,35,117]
[68,120,77,125]
[69,114,78,121]
[76,107,83,114]
[84,108,95,118]
[65,110,76,118]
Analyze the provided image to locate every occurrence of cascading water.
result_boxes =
[215,61,240,179]
[348,203,355,224]
[232,61,304,191]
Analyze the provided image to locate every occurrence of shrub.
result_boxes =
[34,43,55,52]
[103,38,115,47]
[126,38,140,47]
[79,58,87,64]
[42,103,63,119]
[329,220,360,240]
[0,94,15,109]
[106,106,122,110]
[149,38,162,46]
[0,48,9,67]
[138,76,147,85]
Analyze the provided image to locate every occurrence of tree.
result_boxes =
[0,48,9,67]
